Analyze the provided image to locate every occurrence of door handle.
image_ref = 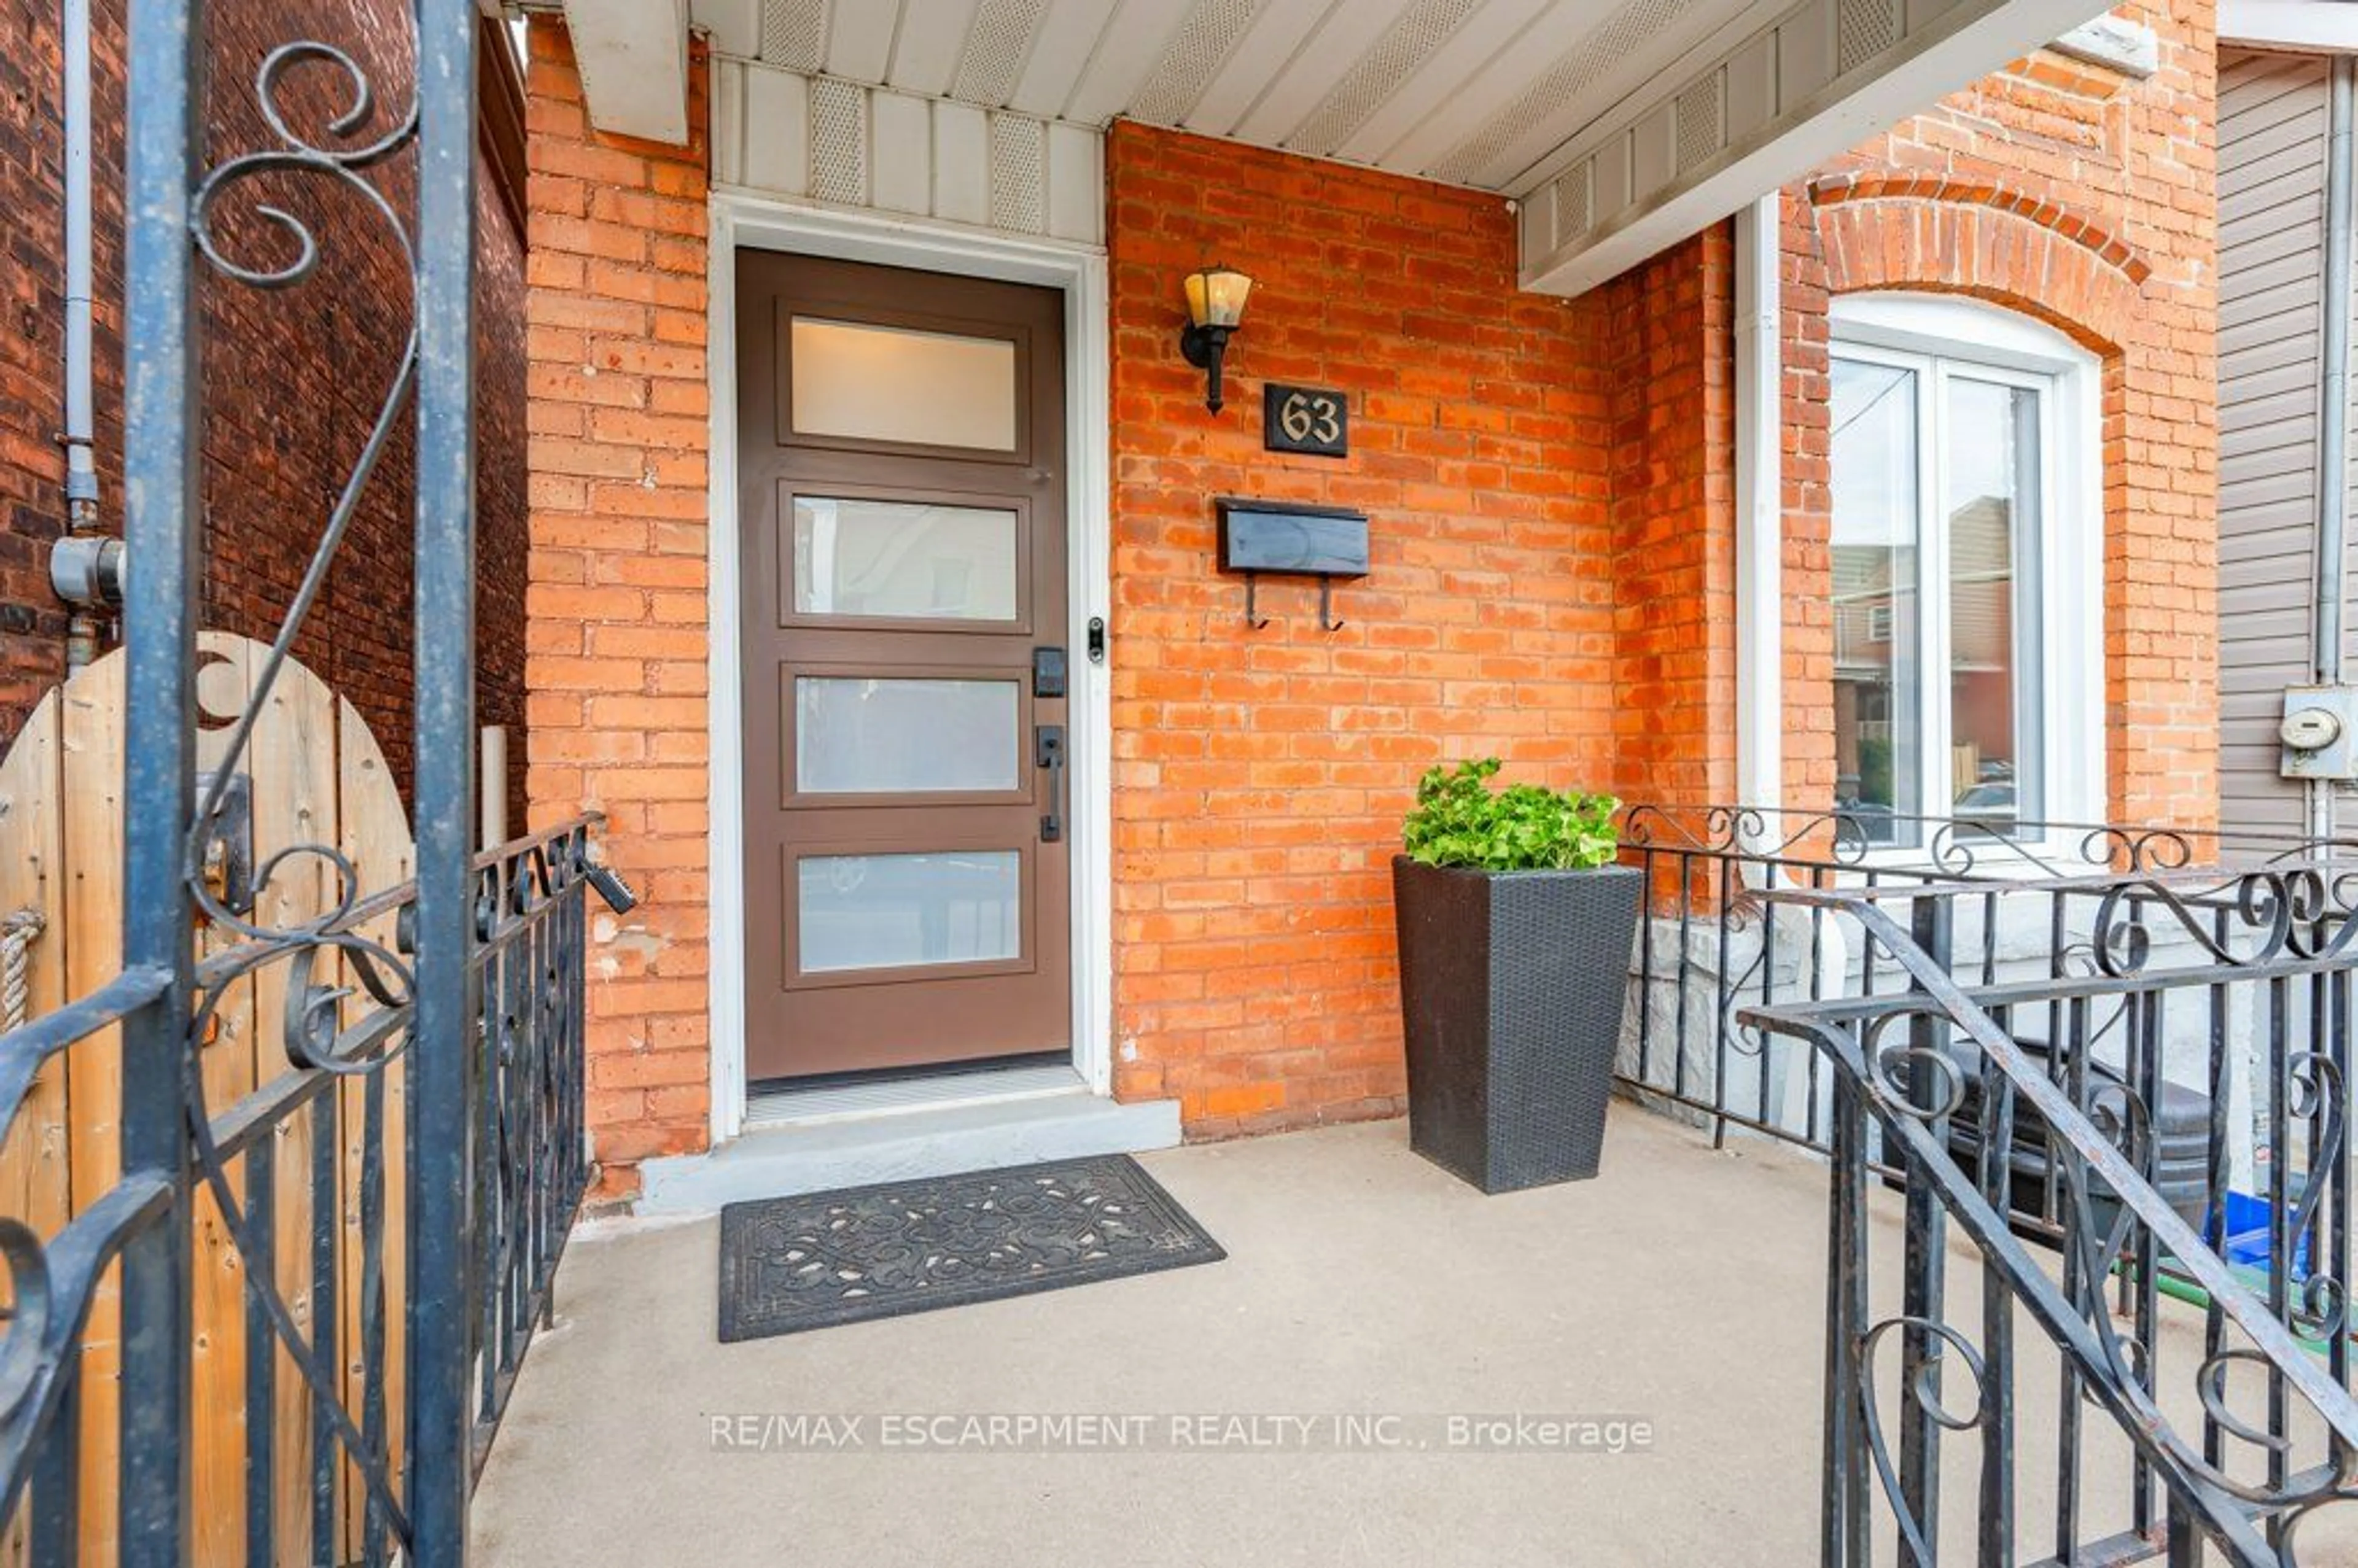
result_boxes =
[1035,724,1065,844]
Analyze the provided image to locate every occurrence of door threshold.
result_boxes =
[743,1060,1088,1132]
[639,1076,1180,1215]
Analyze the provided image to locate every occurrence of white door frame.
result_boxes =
[705,188,1115,1144]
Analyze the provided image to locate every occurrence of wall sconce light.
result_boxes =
[1180,263,1253,414]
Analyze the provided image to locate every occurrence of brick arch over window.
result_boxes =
[1805,180,2147,357]
[1776,168,2211,838]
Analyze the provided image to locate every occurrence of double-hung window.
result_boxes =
[1827,295,2101,850]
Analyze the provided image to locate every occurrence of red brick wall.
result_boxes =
[0,0,115,726]
[521,18,712,1199]
[1607,228,1737,808]
[1780,189,1837,812]
[0,0,532,826]
[1778,0,2219,827]
[1107,121,1632,1136]
[518,12,2222,1186]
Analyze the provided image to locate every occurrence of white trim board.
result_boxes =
[1517,0,2120,296]
[1733,195,1782,822]
[561,0,691,144]
[704,190,1119,1147]
[2220,1,2358,55]
[707,58,1105,247]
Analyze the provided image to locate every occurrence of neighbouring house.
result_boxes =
[512,0,2220,1206]
[2214,17,2358,845]
[0,0,534,826]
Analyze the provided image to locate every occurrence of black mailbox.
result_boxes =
[1216,500,1369,576]
[1215,500,1368,632]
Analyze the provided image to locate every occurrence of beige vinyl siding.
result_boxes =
[2219,49,2332,842]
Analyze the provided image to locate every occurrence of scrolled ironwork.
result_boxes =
[2196,1348,2300,1464]
[182,32,424,952]
[148,26,443,1545]
[0,2,597,1558]
[2254,840,2358,928]
[1620,801,1883,864]
[0,1218,52,1422]
[2082,823,2201,874]
[91,14,442,1558]
[1923,815,2076,877]
[1854,1313,1991,1564]
[2087,869,2300,976]
[2278,1049,2348,1339]
[1864,1030,1967,1124]
[2276,1485,2358,1565]
[252,39,419,168]
[1746,884,2358,1565]
[1621,802,2216,877]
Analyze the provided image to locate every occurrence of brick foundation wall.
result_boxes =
[521,18,712,1198]
[1777,0,2219,828]
[0,0,531,826]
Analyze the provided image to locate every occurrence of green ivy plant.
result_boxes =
[1401,758,1621,872]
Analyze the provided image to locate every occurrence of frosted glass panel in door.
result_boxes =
[798,852,1022,973]
[792,497,1020,621]
[789,317,1018,450]
[795,677,1020,794]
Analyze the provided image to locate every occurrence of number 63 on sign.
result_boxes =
[1263,383,1348,457]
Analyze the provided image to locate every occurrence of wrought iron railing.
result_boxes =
[0,817,611,1562]
[0,2,573,1562]
[1742,868,2358,1563]
[1613,805,2334,1180]
[465,826,605,1478]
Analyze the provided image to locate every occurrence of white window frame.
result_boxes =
[1828,293,2106,867]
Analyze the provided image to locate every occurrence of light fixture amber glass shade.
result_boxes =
[1183,265,1253,330]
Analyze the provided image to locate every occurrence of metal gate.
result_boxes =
[0,2,609,1562]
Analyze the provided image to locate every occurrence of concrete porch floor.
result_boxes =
[470,1103,2343,1567]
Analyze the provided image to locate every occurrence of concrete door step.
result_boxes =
[634,1077,1182,1216]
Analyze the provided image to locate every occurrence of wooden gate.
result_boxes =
[0,631,413,1567]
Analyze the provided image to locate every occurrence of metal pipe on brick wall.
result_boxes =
[1733,193,1783,836]
[2311,54,2354,840]
[55,0,112,671]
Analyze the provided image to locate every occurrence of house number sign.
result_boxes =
[1263,384,1348,458]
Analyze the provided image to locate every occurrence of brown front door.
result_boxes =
[737,253,1071,1083]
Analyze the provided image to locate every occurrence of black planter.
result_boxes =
[1392,856,1643,1193]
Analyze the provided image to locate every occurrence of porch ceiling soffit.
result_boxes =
[2219,1,2358,54]
[655,0,2115,295]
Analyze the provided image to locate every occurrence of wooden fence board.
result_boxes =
[337,703,411,1560]
[0,635,414,1567]
[0,690,66,1568]
[61,651,125,1568]
[246,643,338,1568]
[190,638,258,1566]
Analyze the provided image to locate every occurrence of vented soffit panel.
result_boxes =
[658,0,2118,296]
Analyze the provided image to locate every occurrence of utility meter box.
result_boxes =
[2279,686,2358,780]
